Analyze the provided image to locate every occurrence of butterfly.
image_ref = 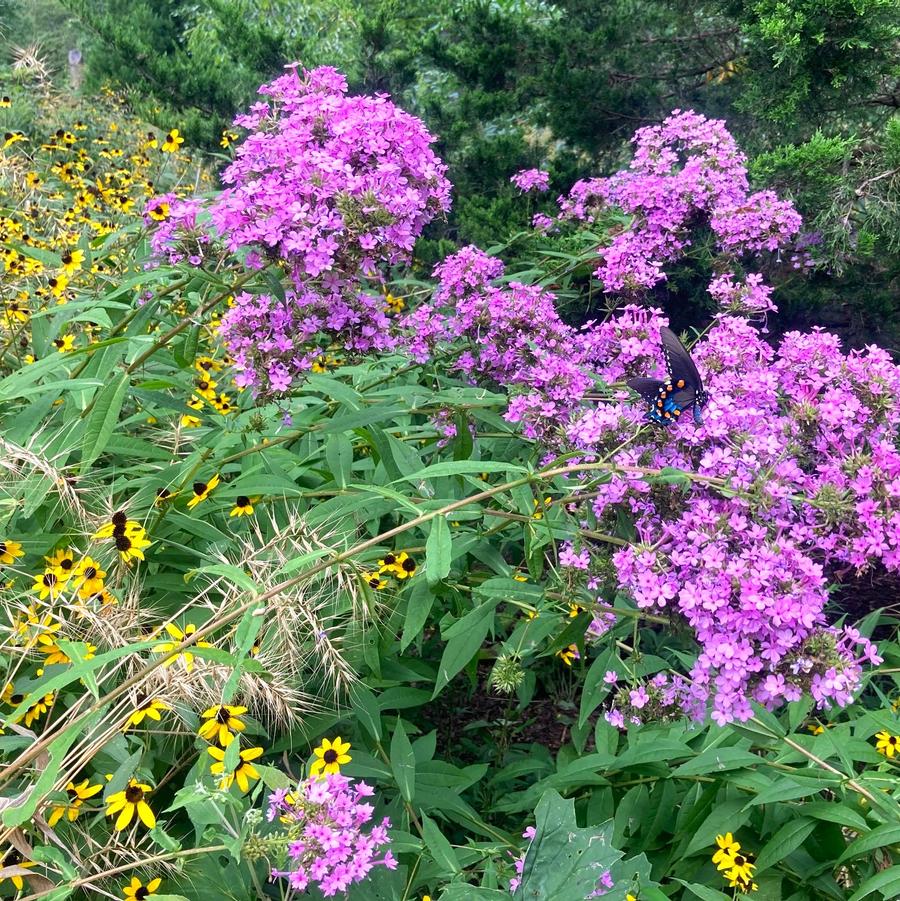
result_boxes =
[626,326,708,425]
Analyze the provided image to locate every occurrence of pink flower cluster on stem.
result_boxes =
[267,775,396,897]
[151,64,451,395]
[556,109,802,316]
[565,310,892,724]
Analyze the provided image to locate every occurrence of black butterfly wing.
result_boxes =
[626,377,665,404]
[660,327,703,394]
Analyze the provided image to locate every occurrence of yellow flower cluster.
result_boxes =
[363,550,418,589]
[712,833,758,893]
[0,89,208,375]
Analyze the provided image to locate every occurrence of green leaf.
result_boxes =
[848,865,900,901]
[390,720,416,803]
[673,747,761,776]
[838,823,900,864]
[513,791,623,900]
[400,578,435,652]
[420,812,461,875]
[394,460,528,483]
[745,775,837,807]
[433,603,497,697]
[325,433,353,488]
[256,764,292,791]
[684,799,750,856]
[578,648,615,728]
[800,801,869,832]
[426,516,452,584]
[222,603,265,704]
[349,684,382,741]
[676,882,731,901]
[754,817,816,872]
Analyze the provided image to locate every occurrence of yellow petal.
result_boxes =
[137,800,156,828]
[115,802,135,830]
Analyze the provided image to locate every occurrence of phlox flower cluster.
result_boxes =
[555,110,801,316]
[150,64,450,394]
[218,287,396,391]
[267,774,396,897]
[212,65,449,279]
[511,168,550,193]
[565,309,892,724]
[400,246,595,438]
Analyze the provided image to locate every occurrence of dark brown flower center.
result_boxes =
[60,558,74,571]
[112,510,127,526]
[236,496,250,507]
[66,786,79,799]
[115,534,132,551]
[43,573,57,587]
[216,707,231,725]
[2,848,22,866]
[124,785,144,803]
[323,749,338,764]
[382,553,396,566]
[0,542,6,555]
[135,887,150,900]
[84,567,97,579]
[193,482,207,496]
[401,558,416,572]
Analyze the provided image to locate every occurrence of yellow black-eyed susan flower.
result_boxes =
[532,496,552,519]
[124,695,171,729]
[0,847,35,891]
[153,622,212,672]
[73,557,106,598]
[557,644,580,666]
[229,496,254,517]
[47,778,103,827]
[32,571,62,600]
[0,540,24,565]
[92,514,151,562]
[310,736,351,777]
[47,273,68,298]
[207,745,263,792]
[60,248,84,275]
[46,547,77,581]
[211,392,233,414]
[712,833,741,868]
[378,550,417,579]
[122,876,162,900]
[93,510,132,539]
[2,131,26,150]
[363,571,387,589]
[187,474,219,509]
[875,730,900,758]
[198,704,247,746]
[0,96,10,108]
[161,129,184,153]
[195,355,222,374]
[147,201,169,222]
[21,692,54,728]
[105,778,156,830]
[53,334,76,352]
[195,376,217,400]
[181,414,202,428]
[154,487,174,506]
